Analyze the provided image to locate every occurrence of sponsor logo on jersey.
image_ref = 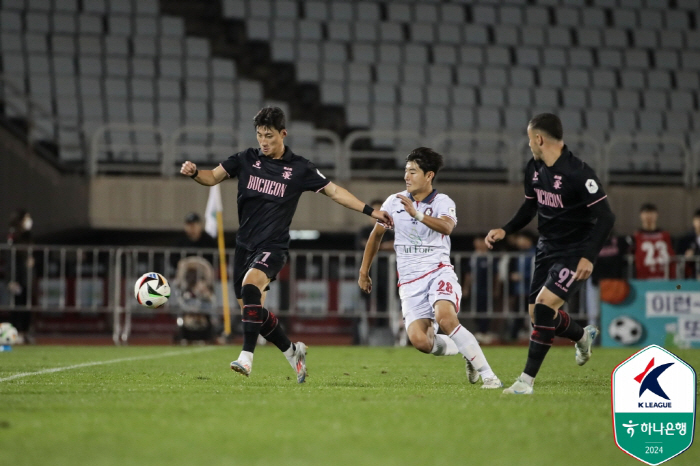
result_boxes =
[247,175,287,197]
[534,188,564,208]
[425,208,433,216]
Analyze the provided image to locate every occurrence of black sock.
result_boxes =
[241,284,263,353]
[260,308,293,353]
[523,303,556,379]
[553,309,585,342]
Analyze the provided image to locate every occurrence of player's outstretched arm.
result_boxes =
[396,194,454,235]
[181,161,228,186]
[486,197,538,249]
[321,182,394,229]
[358,223,387,294]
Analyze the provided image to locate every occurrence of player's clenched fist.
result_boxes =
[180,161,197,177]
[485,228,506,249]
[358,272,372,294]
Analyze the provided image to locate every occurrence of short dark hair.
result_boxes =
[406,147,444,179]
[184,212,201,224]
[253,107,286,132]
[528,113,563,140]
[640,203,658,213]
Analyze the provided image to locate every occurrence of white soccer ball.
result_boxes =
[0,322,19,345]
[134,272,171,309]
[608,316,644,345]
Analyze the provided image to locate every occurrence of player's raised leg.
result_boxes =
[434,300,502,389]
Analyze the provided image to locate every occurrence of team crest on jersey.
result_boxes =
[283,166,293,180]
[424,208,433,216]
[253,160,261,169]
[533,171,539,182]
[553,175,563,190]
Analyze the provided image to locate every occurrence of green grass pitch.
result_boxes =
[1,345,698,466]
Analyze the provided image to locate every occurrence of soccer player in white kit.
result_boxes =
[358,148,502,388]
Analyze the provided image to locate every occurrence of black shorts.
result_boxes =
[528,252,585,304]
[233,246,288,299]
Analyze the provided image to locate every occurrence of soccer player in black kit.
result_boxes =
[180,107,393,382]
[485,113,615,395]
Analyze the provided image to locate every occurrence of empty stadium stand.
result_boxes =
[0,0,699,182]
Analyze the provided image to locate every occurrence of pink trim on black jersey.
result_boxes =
[587,195,607,207]
[315,181,332,193]
[525,195,535,199]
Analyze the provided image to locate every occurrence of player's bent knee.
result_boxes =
[408,333,432,354]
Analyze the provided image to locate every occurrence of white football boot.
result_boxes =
[293,342,307,383]
[464,357,480,384]
[575,325,599,366]
[481,376,503,389]
[230,360,252,377]
[503,377,534,395]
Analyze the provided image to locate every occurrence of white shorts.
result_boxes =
[398,267,462,331]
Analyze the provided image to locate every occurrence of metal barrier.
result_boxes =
[430,131,518,182]
[516,134,605,184]
[89,123,168,176]
[4,244,699,345]
[85,124,700,185]
[605,135,693,187]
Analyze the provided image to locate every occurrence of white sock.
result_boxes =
[239,350,254,367]
[576,330,589,345]
[520,373,534,386]
[283,343,296,369]
[449,325,495,379]
[430,334,459,356]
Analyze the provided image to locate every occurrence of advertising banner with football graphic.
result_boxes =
[601,280,700,349]
[612,345,696,465]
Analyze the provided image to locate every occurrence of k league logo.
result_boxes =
[612,345,696,465]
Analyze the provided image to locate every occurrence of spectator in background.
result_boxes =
[632,203,675,279]
[585,232,629,327]
[176,212,218,250]
[508,231,537,341]
[171,212,218,270]
[463,235,499,344]
[6,208,35,343]
[677,209,700,278]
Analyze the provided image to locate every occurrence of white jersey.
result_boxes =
[380,190,457,286]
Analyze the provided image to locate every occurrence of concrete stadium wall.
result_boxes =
[89,176,700,236]
[1,127,89,237]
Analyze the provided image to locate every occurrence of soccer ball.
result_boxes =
[608,316,644,345]
[0,322,19,345]
[134,272,171,309]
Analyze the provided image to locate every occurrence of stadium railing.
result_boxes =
[83,125,700,186]
[3,244,698,344]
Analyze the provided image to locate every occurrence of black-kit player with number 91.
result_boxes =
[180,107,394,382]
[485,113,615,395]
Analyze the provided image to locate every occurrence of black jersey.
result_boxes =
[219,146,330,250]
[524,146,607,257]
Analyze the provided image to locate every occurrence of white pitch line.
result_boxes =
[0,346,216,383]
